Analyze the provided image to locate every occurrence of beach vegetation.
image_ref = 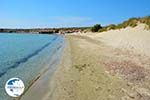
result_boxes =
[140,16,150,29]
[91,24,102,32]
[97,16,150,33]
[98,27,107,32]
[107,24,116,30]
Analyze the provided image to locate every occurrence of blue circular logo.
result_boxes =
[5,78,25,97]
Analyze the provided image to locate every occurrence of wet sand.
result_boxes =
[20,37,65,100]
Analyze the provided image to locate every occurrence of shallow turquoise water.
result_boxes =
[0,33,64,99]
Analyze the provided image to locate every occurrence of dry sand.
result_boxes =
[82,24,150,57]
[49,24,150,100]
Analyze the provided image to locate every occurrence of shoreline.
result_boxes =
[20,25,150,100]
[49,35,129,100]
[20,35,65,100]
[48,30,150,100]
[42,35,73,100]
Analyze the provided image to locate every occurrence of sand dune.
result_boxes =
[84,24,150,57]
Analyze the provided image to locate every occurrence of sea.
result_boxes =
[0,33,64,100]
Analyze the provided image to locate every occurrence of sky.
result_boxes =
[0,0,150,28]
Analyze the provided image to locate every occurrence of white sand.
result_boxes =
[83,24,150,57]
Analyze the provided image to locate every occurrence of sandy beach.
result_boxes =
[19,24,150,100]
[1,1,150,100]
[48,24,150,100]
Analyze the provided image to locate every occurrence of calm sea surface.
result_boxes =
[0,33,64,99]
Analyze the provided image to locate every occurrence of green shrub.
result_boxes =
[91,24,102,32]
